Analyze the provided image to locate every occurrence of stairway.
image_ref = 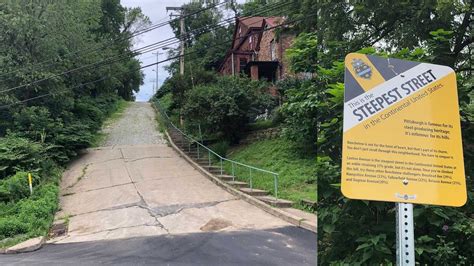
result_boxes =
[167,130,294,208]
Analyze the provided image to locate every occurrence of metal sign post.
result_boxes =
[396,202,415,266]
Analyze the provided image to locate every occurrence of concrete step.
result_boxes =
[174,142,189,147]
[239,188,269,196]
[194,159,211,165]
[216,175,235,181]
[256,196,293,208]
[187,151,206,156]
[204,165,221,171]
[189,153,209,159]
[208,169,226,175]
[226,181,248,188]
[191,157,212,163]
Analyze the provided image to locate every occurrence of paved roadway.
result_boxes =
[0,102,316,265]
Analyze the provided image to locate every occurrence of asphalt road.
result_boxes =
[1,227,316,265]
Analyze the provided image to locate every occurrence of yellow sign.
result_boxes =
[341,53,466,207]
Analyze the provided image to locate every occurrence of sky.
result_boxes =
[121,0,189,102]
[121,0,245,102]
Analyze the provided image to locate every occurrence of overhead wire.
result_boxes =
[0,1,300,108]
[0,77,109,109]
[0,0,229,81]
[0,0,292,95]
[1,14,306,109]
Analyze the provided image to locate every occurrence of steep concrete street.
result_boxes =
[1,102,316,265]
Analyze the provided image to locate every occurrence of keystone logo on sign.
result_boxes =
[351,58,372,79]
[341,53,466,207]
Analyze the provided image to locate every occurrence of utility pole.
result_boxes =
[152,52,162,94]
[166,6,185,75]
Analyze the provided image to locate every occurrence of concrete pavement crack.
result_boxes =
[152,198,239,218]
[66,164,90,189]
[68,202,143,217]
[122,156,170,234]
[61,182,133,196]
[87,157,123,165]
[125,156,173,162]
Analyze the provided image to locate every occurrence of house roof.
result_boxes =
[263,17,283,27]
[239,16,266,30]
[218,16,285,72]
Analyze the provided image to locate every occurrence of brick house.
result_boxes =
[219,16,294,84]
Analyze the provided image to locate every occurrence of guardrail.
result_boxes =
[155,101,279,199]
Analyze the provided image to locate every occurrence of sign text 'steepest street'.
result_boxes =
[341,53,466,207]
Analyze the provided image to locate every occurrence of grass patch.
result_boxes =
[91,99,130,147]
[153,106,168,135]
[225,137,316,211]
[0,176,60,248]
[247,120,275,131]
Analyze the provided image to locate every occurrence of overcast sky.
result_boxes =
[121,0,245,101]
[121,0,188,101]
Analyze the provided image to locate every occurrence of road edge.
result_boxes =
[0,236,46,254]
[165,130,317,233]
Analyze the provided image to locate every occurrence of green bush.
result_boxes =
[11,95,123,163]
[0,172,30,203]
[159,69,217,109]
[0,218,29,239]
[211,141,230,157]
[158,93,174,114]
[0,136,48,178]
[0,182,58,240]
[182,76,275,143]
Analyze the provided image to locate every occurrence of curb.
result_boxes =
[0,236,46,254]
[165,130,317,233]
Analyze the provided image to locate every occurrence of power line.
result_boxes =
[0,1,292,95]
[142,13,305,71]
[0,77,109,109]
[0,9,308,109]
[0,0,229,81]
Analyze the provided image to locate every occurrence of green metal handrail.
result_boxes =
[155,101,279,199]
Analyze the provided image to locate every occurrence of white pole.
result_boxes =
[396,202,415,266]
[156,52,159,92]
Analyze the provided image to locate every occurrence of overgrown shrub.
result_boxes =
[182,76,275,143]
[0,182,58,240]
[0,136,48,179]
[0,172,30,203]
[160,69,217,109]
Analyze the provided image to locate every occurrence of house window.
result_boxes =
[270,40,277,61]
[239,58,247,73]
